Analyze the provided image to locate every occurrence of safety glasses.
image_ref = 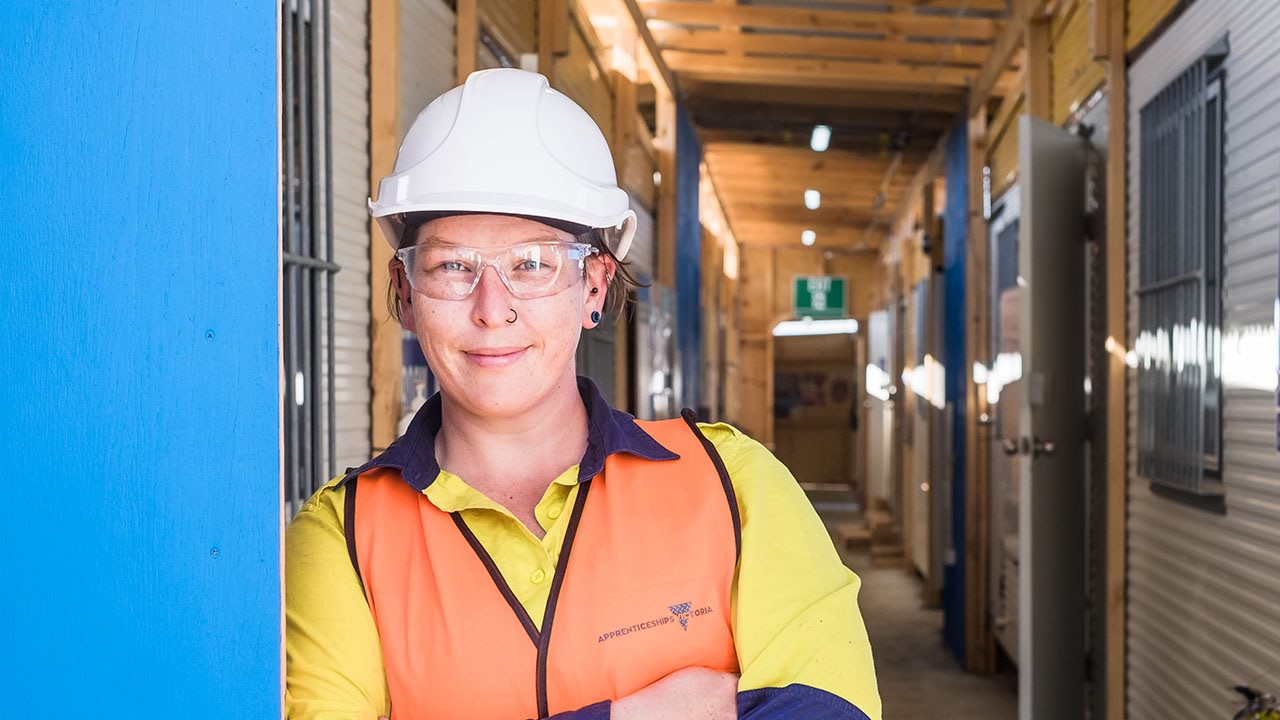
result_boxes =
[394,241,599,300]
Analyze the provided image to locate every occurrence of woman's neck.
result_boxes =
[434,374,590,497]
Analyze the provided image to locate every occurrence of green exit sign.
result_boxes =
[792,275,847,320]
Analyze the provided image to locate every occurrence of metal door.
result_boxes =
[1015,115,1087,720]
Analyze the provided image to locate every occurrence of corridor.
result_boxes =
[845,548,1017,719]
[818,505,1018,720]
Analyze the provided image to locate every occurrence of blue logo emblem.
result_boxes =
[669,602,692,631]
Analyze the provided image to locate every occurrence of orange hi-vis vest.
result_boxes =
[342,412,741,719]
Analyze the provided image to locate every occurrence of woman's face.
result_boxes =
[392,214,612,420]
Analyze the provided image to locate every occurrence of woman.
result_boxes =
[286,68,880,720]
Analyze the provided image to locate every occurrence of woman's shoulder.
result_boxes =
[288,475,348,533]
[692,421,790,484]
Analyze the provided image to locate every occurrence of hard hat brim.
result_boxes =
[371,196,636,261]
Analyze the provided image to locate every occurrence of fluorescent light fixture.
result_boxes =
[801,229,816,246]
[804,189,821,210]
[810,125,831,152]
[772,318,859,337]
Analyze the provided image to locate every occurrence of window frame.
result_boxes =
[1135,38,1229,511]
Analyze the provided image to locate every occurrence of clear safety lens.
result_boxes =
[395,241,599,300]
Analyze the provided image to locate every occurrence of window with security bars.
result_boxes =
[1135,40,1227,507]
[281,0,339,516]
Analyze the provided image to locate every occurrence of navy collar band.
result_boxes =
[341,376,679,492]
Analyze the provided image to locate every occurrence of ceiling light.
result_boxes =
[801,230,816,246]
[773,318,860,337]
[804,189,821,210]
[810,125,831,152]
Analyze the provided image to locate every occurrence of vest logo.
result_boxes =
[669,602,692,630]
[597,601,716,643]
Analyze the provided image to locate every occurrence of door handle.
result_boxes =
[1031,437,1056,457]
[1003,437,1055,457]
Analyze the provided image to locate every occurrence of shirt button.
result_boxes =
[547,504,563,520]
[531,569,546,584]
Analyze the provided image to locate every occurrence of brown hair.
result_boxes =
[386,213,644,324]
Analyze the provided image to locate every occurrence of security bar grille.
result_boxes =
[1135,41,1227,502]
[282,0,339,516]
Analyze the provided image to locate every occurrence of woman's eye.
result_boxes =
[437,260,468,272]
[516,259,543,271]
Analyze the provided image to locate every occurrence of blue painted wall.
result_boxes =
[675,104,704,414]
[0,5,280,718]
[942,117,969,661]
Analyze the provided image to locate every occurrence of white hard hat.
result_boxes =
[369,68,637,260]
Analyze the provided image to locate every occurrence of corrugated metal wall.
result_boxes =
[1126,2,1280,716]
[328,0,373,474]
[401,0,455,132]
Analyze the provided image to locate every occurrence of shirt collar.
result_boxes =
[341,376,679,492]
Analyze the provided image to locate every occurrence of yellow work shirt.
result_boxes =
[286,393,880,720]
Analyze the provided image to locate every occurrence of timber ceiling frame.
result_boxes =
[630,0,1016,251]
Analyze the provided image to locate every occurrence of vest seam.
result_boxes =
[536,477,593,718]
[449,512,542,647]
[679,409,743,560]
[343,477,367,600]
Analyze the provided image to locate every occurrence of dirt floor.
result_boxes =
[820,506,1019,719]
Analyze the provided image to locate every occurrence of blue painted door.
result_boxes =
[0,5,281,718]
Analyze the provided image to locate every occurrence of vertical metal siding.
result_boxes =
[328,0,372,474]
[401,0,456,131]
[1127,1,1280,716]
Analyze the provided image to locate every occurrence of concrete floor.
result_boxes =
[820,507,1019,719]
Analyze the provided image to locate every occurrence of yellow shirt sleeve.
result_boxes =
[285,478,390,720]
[700,422,882,720]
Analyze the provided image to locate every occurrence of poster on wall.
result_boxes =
[775,371,849,419]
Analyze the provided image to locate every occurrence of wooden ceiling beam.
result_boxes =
[968,0,1050,112]
[883,0,1010,10]
[639,2,1000,41]
[682,78,966,113]
[707,165,927,184]
[707,140,931,163]
[653,27,992,66]
[619,0,678,98]
[714,174,914,191]
[690,102,954,131]
[699,128,942,155]
[666,52,985,92]
[725,204,883,224]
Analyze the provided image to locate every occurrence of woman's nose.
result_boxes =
[470,265,515,326]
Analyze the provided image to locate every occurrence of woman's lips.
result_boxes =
[464,346,529,368]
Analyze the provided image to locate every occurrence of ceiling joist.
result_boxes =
[639,2,1000,41]
[653,27,993,66]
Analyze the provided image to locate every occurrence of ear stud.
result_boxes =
[591,311,601,324]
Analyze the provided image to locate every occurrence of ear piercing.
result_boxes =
[590,287,599,295]
[590,311,601,324]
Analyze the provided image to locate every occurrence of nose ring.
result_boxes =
[506,308,518,324]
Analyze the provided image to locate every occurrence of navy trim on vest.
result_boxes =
[681,409,742,560]
[450,513,541,648]
[343,477,366,599]
[536,478,593,718]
